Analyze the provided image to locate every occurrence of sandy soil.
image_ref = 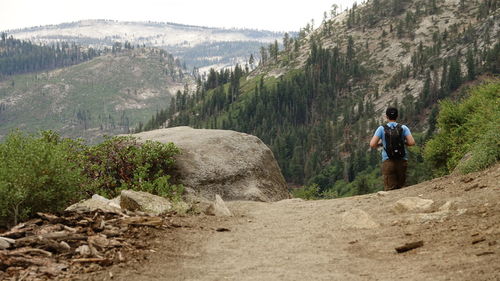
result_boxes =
[80,165,500,281]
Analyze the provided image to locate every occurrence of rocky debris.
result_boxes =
[120,190,172,216]
[0,210,173,280]
[393,197,434,214]
[132,127,289,202]
[341,208,380,229]
[67,192,189,217]
[205,195,232,217]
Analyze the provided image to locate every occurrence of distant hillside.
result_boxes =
[3,20,288,71]
[0,47,193,142]
[140,0,499,195]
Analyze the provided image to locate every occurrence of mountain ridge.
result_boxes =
[3,19,289,71]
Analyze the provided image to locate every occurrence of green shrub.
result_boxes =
[425,80,500,175]
[81,136,183,199]
[291,183,320,200]
[0,131,85,226]
[0,131,184,227]
[458,123,500,174]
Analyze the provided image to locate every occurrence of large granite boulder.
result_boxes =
[131,127,289,202]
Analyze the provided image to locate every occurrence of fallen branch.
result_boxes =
[10,247,53,257]
[476,251,494,256]
[71,257,112,265]
[0,253,52,267]
[395,240,424,253]
[15,232,86,248]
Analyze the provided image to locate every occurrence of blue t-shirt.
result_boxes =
[373,122,411,161]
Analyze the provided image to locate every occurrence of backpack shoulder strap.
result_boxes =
[395,123,404,135]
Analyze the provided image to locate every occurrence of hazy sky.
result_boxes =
[1,0,358,32]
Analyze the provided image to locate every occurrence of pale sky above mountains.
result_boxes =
[2,0,358,32]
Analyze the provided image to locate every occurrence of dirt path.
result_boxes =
[83,165,500,281]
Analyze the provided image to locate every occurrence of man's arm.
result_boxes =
[370,135,380,149]
[405,134,416,146]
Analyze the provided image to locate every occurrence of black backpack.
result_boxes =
[383,124,405,159]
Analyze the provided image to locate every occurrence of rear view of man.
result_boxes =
[370,107,416,191]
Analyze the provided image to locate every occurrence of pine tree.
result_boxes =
[466,49,476,81]
[249,54,255,69]
[448,56,462,91]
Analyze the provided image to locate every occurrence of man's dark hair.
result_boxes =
[386,107,398,120]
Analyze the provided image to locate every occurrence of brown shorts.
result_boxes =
[382,159,408,191]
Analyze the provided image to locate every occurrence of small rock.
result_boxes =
[66,195,122,213]
[76,245,91,256]
[120,190,172,216]
[185,193,212,214]
[377,191,389,197]
[60,241,71,251]
[205,195,232,217]
[393,197,434,214]
[341,208,379,229]
[0,237,13,250]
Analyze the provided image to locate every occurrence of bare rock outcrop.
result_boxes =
[131,127,289,202]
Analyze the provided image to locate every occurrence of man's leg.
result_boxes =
[382,160,399,191]
[396,160,408,189]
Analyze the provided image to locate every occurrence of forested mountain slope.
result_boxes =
[0,47,193,142]
[140,0,499,195]
[0,34,100,79]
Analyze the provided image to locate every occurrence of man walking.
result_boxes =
[370,107,416,191]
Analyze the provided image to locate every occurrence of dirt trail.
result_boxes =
[84,165,500,281]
